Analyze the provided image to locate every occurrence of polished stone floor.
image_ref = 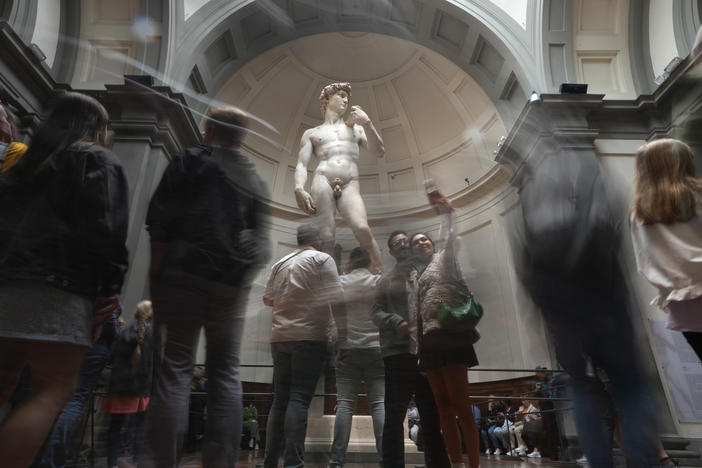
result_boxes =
[172,450,580,468]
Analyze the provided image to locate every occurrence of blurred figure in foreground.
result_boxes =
[103,300,154,468]
[0,92,129,466]
[262,223,347,468]
[142,105,270,467]
[515,147,658,467]
[329,247,384,468]
[630,139,702,361]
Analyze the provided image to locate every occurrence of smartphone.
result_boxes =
[424,178,441,204]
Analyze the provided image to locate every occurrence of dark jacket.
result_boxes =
[0,145,129,298]
[372,259,416,358]
[146,145,270,286]
[107,322,154,397]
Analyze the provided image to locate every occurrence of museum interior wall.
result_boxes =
[2,0,702,441]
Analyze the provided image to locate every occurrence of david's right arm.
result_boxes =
[294,130,316,214]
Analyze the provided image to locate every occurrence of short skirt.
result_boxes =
[0,281,93,347]
[666,295,702,332]
[418,329,479,371]
[102,396,151,414]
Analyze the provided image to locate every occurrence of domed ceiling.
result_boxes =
[212,32,507,216]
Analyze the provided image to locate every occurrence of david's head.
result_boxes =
[319,82,352,117]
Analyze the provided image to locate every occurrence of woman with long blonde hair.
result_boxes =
[630,138,702,359]
[102,300,154,468]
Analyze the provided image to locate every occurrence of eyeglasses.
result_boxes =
[391,238,409,248]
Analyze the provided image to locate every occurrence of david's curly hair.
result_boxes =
[319,82,352,116]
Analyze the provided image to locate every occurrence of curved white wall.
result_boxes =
[30,0,61,68]
[649,0,680,77]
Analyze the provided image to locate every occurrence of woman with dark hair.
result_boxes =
[103,300,154,468]
[0,91,129,466]
[409,184,480,468]
[630,138,702,360]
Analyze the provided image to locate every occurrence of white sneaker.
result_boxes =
[576,455,588,464]
[527,450,542,458]
[517,446,528,455]
[485,449,492,455]
[494,449,502,455]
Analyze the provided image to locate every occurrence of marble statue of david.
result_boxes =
[294,83,385,273]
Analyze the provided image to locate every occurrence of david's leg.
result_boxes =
[337,182,382,273]
[310,175,337,256]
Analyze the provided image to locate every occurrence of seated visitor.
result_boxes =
[520,399,543,458]
[481,398,504,455]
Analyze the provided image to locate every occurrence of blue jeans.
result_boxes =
[480,425,500,451]
[487,425,501,450]
[263,341,327,468]
[531,271,658,468]
[330,347,385,466]
[141,280,250,468]
[36,339,112,468]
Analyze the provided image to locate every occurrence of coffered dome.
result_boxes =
[213,32,508,217]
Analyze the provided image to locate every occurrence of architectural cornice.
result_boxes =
[496,49,702,181]
[0,20,68,117]
[81,84,202,155]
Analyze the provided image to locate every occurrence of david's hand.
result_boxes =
[396,321,410,338]
[295,188,317,215]
[349,105,371,126]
